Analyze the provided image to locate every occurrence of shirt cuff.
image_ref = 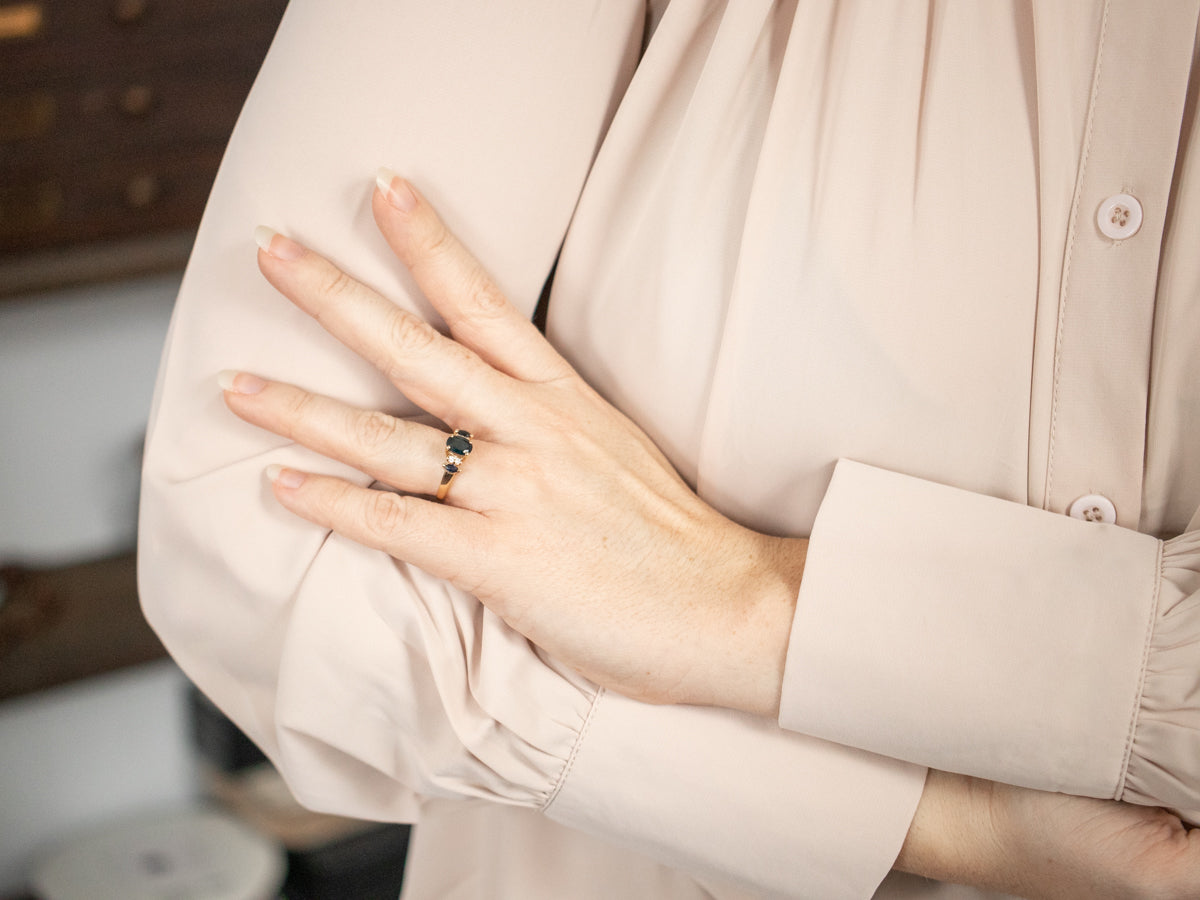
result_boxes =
[779,459,1200,820]
[546,687,926,900]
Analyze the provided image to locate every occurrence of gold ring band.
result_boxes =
[436,429,473,502]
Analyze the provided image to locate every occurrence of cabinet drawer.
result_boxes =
[1,74,264,163]
[0,0,288,291]
[1,144,225,252]
[0,7,286,86]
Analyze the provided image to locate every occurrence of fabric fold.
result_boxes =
[141,453,596,821]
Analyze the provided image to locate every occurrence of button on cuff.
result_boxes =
[1068,494,1117,524]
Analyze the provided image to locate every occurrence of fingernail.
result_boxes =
[266,464,307,489]
[254,225,304,260]
[218,370,267,394]
[375,167,417,212]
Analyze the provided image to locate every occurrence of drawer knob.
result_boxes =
[117,84,155,118]
[110,0,149,25]
[0,2,43,41]
[124,174,161,209]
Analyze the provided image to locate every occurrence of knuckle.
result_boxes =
[282,389,317,424]
[385,310,438,357]
[419,219,457,262]
[319,267,356,303]
[352,410,398,454]
[361,490,409,543]
[464,271,508,317]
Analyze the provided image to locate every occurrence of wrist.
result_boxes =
[697,530,806,718]
[894,770,1009,891]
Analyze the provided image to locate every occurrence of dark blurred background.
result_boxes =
[0,3,411,897]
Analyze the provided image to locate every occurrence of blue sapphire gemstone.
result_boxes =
[446,434,473,456]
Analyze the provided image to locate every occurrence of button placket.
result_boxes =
[1037,1,1199,529]
[1096,193,1143,240]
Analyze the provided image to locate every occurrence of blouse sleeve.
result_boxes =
[779,459,1200,824]
[137,0,646,818]
[137,3,926,898]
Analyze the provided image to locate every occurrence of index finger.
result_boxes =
[373,170,573,385]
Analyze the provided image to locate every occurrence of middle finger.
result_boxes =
[253,227,516,433]
[220,371,484,504]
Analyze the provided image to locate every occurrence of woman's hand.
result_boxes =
[897,770,1200,899]
[220,170,805,716]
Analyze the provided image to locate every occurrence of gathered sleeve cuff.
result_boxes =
[779,459,1200,823]
[141,471,598,820]
[1122,530,1200,820]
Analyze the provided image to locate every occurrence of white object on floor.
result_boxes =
[30,805,285,900]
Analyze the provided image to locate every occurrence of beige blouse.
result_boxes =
[138,1,1200,898]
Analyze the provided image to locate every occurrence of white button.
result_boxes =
[1096,193,1143,240]
[1068,494,1117,524]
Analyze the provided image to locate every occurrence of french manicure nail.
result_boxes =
[253,225,304,260]
[218,370,266,394]
[266,465,307,489]
[375,167,417,212]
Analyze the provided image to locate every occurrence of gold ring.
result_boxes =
[436,430,473,502]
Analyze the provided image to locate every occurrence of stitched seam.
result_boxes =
[540,686,605,811]
[1115,539,1162,801]
[1044,0,1110,508]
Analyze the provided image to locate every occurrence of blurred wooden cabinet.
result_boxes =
[0,0,288,295]
[0,0,288,697]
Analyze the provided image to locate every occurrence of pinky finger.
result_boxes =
[266,466,486,587]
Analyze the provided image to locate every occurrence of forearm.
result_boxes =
[895,769,1200,899]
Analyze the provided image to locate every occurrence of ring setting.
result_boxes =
[436,429,473,501]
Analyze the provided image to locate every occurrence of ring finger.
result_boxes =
[220,370,484,504]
